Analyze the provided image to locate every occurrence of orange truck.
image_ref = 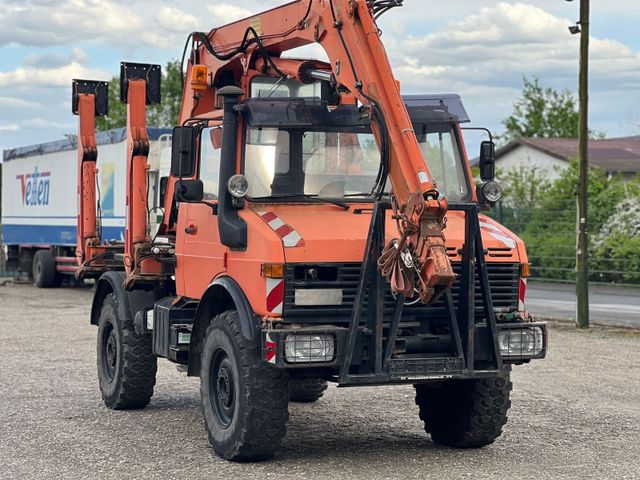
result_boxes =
[73,0,546,461]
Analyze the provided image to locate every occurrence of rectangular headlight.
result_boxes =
[498,326,544,358]
[284,334,335,363]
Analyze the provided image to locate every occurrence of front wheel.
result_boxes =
[414,374,512,448]
[200,310,289,462]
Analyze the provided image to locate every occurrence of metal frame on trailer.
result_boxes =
[338,200,504,386]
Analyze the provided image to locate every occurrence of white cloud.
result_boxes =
[22,48,89,68]
[206,4,253,25]
[0,97,40,108]
[0,62,109,88]
[394,2,640,92]
[0,123,19,131]
[156,6,201,33]
[0,0,144,47]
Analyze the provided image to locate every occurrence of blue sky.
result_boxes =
[1,1,639,155]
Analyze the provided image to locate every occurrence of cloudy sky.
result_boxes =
[1,0,639,154]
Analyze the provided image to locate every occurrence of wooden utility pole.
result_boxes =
[576,0,590,328]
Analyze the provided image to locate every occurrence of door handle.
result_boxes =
[185,225,198,235]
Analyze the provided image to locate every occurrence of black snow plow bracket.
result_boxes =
[119,62,161,105]
[336,201,508,387]
[72,79,109,116]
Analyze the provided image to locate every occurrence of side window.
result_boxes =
[200,127,222,200]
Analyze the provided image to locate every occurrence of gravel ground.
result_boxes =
[1,282,639,480]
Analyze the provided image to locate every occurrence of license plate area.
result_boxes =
[294,289,343,306]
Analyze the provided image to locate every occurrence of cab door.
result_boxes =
[175,127,225,298]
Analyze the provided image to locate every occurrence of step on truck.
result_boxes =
[74,0,547,462]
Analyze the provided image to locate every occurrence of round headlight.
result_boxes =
[227,174,249,198]
[480,180,503,203]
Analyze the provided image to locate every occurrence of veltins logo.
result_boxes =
[16,167,51,206]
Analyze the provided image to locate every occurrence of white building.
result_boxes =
[492,136,640,181]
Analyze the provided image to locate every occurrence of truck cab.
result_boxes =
[169,80,535,366]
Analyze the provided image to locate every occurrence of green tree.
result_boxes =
[487,166,552,236]
[502,77,580,140]
[96,60,183,131]
[491,161,640,284]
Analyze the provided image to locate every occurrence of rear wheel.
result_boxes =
[33,250,61,288]
[289,379,328,403]
[97,293,157,409]
[414,374,512,448]
[200,310,289,461]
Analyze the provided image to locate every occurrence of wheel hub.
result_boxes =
[217,368,232,407]
[100,325,117,382]
[106,334,117,370]
[211,351,235,428]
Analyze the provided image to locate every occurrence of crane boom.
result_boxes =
[163,0,455,302]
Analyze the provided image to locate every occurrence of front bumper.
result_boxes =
[261,320,547,381]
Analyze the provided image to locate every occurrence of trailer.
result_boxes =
[1,128,171,287]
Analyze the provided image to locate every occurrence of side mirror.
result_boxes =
[158,176,168,206]
[479,140,496,181]
[175,179,204,202]
[171,126,197,177]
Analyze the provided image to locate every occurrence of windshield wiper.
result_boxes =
[249,194,350,211]
[343,192,374,198]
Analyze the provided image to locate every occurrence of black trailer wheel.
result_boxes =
[200,310,289,462]
[289,379,328,403]
[33,250,61,288]
[414,374,512,448]
[97,293,157,409]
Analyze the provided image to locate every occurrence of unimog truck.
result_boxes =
[72,0,547,461]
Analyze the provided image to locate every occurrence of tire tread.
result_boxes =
[414,375,512,448]
[98,294,156,410]
[202,310,289,461]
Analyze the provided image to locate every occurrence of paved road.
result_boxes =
[1,282,640,479]
[526,281,640,328]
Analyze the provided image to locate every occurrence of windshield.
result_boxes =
[242,123,469,201]
[415,125,469,201]
[244,127,381,198]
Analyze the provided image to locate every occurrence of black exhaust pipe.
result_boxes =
[217,86,247,250]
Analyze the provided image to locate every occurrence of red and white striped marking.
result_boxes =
[264,332,277,364]
[480,221,517,249]
[518,277,527,311]
[266,277,284,315]
[257,211,305,248]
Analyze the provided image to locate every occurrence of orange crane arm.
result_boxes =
[166,0,455,302]
[72,80,108,271]
[120,63,164,287]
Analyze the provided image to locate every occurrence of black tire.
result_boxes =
[33,250,61,288]
[200,310,289,462]
[414,374,512,448]
[97,293,157,409]
[289,379,328,403]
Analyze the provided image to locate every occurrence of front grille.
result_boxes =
[282,262,519,322]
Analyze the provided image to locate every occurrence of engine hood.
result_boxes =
[248,204,526,264]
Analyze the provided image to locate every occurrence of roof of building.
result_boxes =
[494,136,640,173]
[2,127,172,162]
